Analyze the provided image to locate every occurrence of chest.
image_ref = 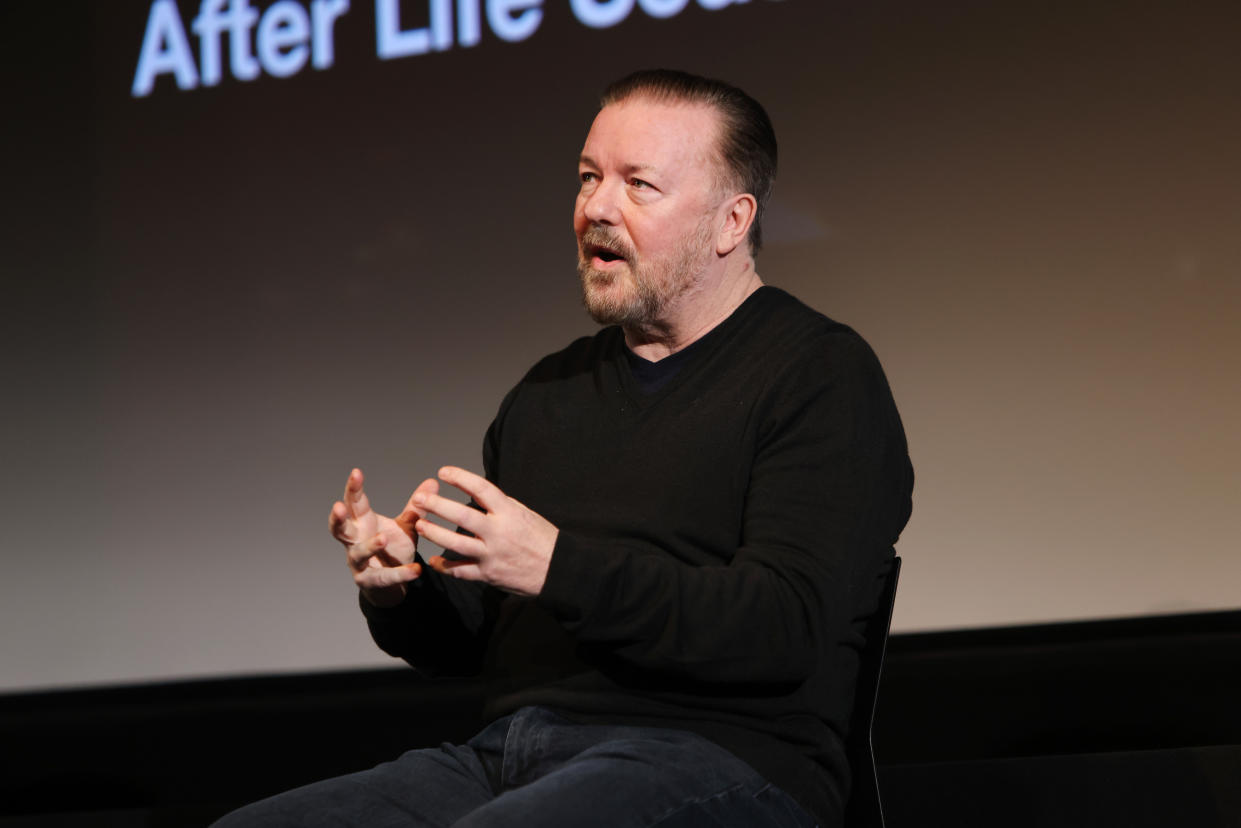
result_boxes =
[492,363,768,565]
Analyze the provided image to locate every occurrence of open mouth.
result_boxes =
[585,242,628,266]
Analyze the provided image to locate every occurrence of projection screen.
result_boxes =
[3,0,1239,692]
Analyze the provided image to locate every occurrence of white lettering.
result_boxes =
[458,0,482,47]
[258,0,312,77]
[570,0,633,29]
[376,0,452,59]
[133,0,752,96]
[227,0,261,81]
[637,0,688,18]
[190,0,260,85]
[487,0,542,42]
[191,0,229,86]
[311,0,351,68]
[132,0,199,96]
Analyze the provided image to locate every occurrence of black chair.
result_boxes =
[843,555,902,828]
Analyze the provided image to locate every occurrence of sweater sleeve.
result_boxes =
[359,568,500,677]
[358,401,514,677]
[534,335,913,684]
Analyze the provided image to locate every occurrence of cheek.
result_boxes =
[631,225,665,259]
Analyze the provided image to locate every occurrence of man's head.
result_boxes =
[575,70,778,331]
[600,70,778,254]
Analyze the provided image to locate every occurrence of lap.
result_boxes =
[212,707,817,828]
[210,736,496,828]
[458,732,814,827]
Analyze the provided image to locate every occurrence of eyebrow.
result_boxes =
[577,154,659,176]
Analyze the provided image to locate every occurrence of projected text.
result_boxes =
[132,0,754,97]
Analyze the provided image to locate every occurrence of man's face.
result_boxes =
[574,97,727,328]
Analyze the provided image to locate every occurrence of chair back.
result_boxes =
[843,555,902,828]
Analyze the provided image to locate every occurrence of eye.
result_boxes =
[629,178,651,189]
[580,171,598,183]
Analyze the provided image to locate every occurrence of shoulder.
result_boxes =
[489,325,620,426]
[739,286,885,383]
[483,326,620,474]
[522,326,622,384]
[737,291,908,470]
[734,288,905,444]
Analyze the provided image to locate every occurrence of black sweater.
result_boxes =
[362,286,913,823]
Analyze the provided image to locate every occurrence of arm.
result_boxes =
[328,467,499,676]
[358,567,499,677]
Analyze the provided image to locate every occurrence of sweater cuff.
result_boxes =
[536,529,598,625]
[356,582,418,624]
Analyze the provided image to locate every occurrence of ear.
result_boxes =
[715,193,757,257]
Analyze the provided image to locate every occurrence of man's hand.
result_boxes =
[329,468,438,608]
[412,466,559,598]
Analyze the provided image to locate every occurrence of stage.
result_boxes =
[4,609,1238,827]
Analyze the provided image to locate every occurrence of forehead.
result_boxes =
[580,97,722,180]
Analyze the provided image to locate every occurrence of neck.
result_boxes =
[624,258,763,362]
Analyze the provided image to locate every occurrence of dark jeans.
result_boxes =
[212,706,818,827]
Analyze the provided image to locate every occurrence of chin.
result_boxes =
[584,285,657,328]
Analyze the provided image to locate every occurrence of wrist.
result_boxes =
[360,583,407,608]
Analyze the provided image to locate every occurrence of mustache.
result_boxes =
[579,226,637,262]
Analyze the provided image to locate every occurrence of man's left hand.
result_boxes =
[411,466,558,597]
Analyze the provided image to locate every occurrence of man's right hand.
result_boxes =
[329,468,438,608]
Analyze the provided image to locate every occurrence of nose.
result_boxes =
[580,178,622,226]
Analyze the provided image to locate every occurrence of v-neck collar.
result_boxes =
[608,286,775,412]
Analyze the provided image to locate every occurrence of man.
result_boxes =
[216,69,912,827]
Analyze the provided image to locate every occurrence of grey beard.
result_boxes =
[575,215,716,329]
[578,259,663,327]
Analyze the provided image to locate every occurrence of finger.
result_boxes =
[375,544,412,569]
[355,561,422,589]
[396,478,440,535]
[344,467,371,519]
[415,519,486,559]
[404,479,440,518]
[329,501,352,542]
[412,491,485,536]
[438,466,505,513]
[427,555,483,581]
[346,534,387,572]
